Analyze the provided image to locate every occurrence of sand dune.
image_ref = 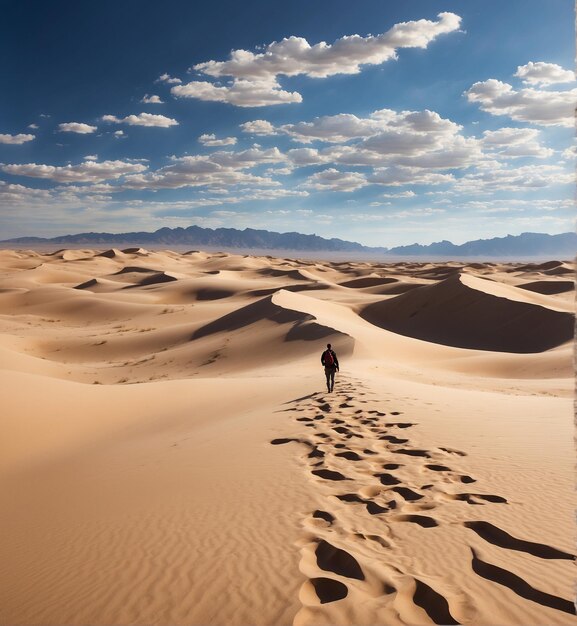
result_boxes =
[518,280,574,295]
[360,272,574,353]
[0,249,574,625]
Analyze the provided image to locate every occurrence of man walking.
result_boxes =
[321,343,339,393]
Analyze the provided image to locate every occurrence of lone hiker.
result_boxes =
[321,343,339,393]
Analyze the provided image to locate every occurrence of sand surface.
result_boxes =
[0,248,574,625]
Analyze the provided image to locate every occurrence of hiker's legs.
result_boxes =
[329,369,335,392]
[325,368,331,392]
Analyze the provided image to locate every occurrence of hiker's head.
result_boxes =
[327,343,331,349]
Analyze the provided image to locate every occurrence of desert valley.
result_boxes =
[0,247,574,625]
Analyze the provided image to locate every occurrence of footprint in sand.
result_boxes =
[391,486,424,501]
[303,577,348,604]
[312,510,335,525]
[366,501,388,515]
[425,464,452,472]
[315,540,365,581]
[412,578,460,625]
[377,473,402,486]
[395,514,439,528]
[335,451,362,461]
[393,448,431,458]
[312,469,349,481]
[438,446,467,456]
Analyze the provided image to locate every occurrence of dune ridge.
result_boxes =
[0,248,574,625]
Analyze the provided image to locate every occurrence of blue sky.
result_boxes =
[0,0,574,246]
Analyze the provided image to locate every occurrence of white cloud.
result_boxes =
[380,190,416,198]
[102,113,178,127]
[123,147,285,190]
[84,155,98,161]
[198,133,238,146]
[281,113,381,143]
[28,123,39,129]
[195,13,461,79]
[58,122,97,134]
[156,73,182,84]
[2,159,148,183]
[481,127,553,158]
[304,168,367,192]
[368,166,454,187]
[264,166,293,176]
[515,62,575,86]
[171,78,302,107]
[465,78,576,127]
[113,130,125,137]
[240,119,277,135]
[454,163,574,193]
[321,135,482,170]
[141,94,164,104]
[0,133,35,145]
[287,148,327,166]
[174,13,461,107]
[280,108,461,143]
[275,108,483,173]
[0,181,51,204]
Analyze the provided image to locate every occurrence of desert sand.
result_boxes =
[0,247,574,625]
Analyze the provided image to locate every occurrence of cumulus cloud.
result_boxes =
[156,73,182,84]
[368,166,454,186]
[272,108,484,172]
[195,13,461,79]
[280,109,461,143]
[173,13,461,106]
[58,122,97,134]
[28,123,39,129]
[198,133,238,146]
[481,127,553,158]
[2,159,148,183]
[84,155,98,161]
[454,163,574,193]
[0,133,35,145]
[304,168,367,192]
[465,77,576,127]
[172,78,302,107]
[240,119,278,135]
[515,62,575,86]
[0,181,51,204]
[123,147,285,190]
[102,113,178,127]
[141,94,164,104]
[287,148,327,166]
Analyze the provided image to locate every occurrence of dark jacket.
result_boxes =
[321,349,339,369]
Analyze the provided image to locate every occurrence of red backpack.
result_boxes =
[324,350,335,366]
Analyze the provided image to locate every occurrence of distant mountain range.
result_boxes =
[3,226,576,257]
[389,232,577,257]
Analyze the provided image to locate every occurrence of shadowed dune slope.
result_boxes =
[518,280,574,295]
[359,273,574,353]
[192,294,349,346]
